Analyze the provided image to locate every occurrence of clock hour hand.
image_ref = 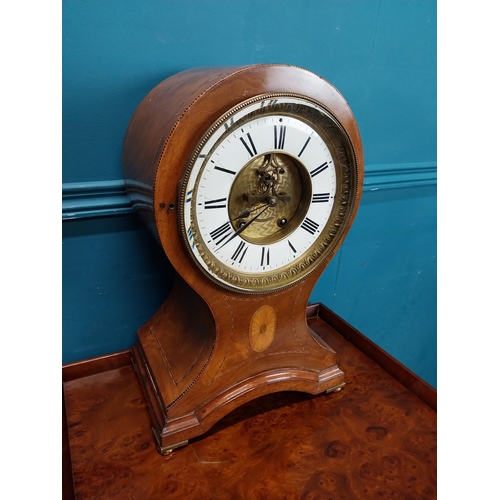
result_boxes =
[218,204,271,250]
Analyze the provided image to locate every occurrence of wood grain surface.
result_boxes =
[64,308,436,499]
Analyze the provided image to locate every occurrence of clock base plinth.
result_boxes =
[131,293,345,454]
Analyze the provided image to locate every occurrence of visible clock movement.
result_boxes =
[122,64,363,454]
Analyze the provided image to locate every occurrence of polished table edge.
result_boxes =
[62,302,436,500]
[63,351,134,500]
[307,303,436,412]
[62,349,133,383]
[62,387,75,500]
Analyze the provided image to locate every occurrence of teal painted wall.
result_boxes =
[62,0,437,387]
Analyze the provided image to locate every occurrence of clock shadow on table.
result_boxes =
[188,390,317,446]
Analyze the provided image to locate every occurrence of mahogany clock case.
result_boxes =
[122,64,364,453]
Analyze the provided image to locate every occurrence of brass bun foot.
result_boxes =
[326,382,346,394]
[153,428,188,455]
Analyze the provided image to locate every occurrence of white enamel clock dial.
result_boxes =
[179,94,355,293]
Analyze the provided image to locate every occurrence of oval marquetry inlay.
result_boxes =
[249,305,276,352]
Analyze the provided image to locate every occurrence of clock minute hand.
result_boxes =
[217,204,271,250]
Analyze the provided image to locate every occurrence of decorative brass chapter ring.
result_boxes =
[249,305,277,352]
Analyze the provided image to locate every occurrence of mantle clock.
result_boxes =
[122,64,364,454]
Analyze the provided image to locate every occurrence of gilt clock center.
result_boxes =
[228,152,312,244]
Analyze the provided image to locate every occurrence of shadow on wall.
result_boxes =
[62,214,174,364]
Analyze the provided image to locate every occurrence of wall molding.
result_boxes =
[62,162,436,220]
[62,180,135,220]
[363,162,436,191]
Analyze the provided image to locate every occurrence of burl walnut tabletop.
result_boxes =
[63,304,436,500]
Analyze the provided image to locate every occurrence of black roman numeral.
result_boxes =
[209,222,232,245]
[288,240,297,254]
[204,198,227,209]
[310,161,329,178]
[274,125,286,149]
[214,166,236,175]
[231,241,248,263]
[260,247,270,267]
[297,136,311,158]
[240,133,258,157]
[301,217,320,235]
[260,99,279,107]
[312,193,330,203]
[187,226,195,249]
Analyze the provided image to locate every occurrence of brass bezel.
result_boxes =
[179,93,359,294]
